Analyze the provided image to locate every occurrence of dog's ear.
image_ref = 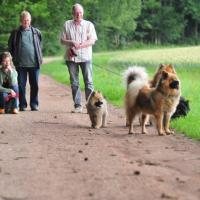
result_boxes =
[168,64,176,74]
[157,63,165,71]
[159,64,165,70]
[162,71,168,79]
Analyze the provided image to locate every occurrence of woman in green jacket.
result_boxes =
[0,52,19,114]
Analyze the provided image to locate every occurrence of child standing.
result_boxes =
[0,52,19,114]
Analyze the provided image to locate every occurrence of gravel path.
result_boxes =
[0,68,200,200]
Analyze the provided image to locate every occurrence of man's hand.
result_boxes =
[72,41,81,49]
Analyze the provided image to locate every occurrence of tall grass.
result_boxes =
[41,46,200,140]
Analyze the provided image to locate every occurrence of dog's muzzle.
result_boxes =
[95,100,103,107]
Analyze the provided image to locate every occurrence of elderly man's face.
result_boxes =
[21,16,31,29]
[73,6,83,23]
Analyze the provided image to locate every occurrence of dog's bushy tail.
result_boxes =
[123,66,149,106]
[123,66,148,88]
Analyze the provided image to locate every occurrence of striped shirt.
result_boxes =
[61,19,97,62]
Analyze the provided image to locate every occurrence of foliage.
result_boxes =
[0,0,200,54]
[96,0,141,48]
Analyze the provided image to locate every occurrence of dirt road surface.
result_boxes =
[0,72,200,200]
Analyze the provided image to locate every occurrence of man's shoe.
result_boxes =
[71,106,82,113]
[31,106,39,111]
[20,107,26,111]
[0,108,5,114]
[12,108,19,114]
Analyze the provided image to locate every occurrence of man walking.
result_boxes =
[60,3,97,113]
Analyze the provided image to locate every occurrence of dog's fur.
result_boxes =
[150,64,176,88]
[124,66,181,135]
[86,91,108,129]
[151,64,190,119]
[171,96,190,119]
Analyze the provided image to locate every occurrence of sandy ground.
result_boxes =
[0,69,200,200]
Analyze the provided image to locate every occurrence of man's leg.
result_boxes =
[17,67,27,110]
[29,67,40,110]
[66,61,82,108]
[80,61,94,101]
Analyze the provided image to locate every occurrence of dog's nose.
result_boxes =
[170,80,179,89]
[95,101,103,107]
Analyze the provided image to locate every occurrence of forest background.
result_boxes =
[0,0,200,55]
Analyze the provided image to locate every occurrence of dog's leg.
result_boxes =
[155,113,165,136]
[164,112,174,135]
[90,115,96,128]
[95,115,102,129]
[102,112,107,127]
[141,114,148,134]
[128,112,136,134]
[125,109,130,127]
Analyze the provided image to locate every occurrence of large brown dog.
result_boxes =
[124,66,181,135]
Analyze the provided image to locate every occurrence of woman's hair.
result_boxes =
[20,10,31,21]
[1,51,15,68]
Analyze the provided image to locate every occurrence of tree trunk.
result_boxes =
[194,21,199,40]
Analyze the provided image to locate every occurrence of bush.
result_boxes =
[42,31,62,56]
[0,34,9,53]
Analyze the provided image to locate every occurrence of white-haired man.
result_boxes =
[60,3,97,113]
[8,11,42,111]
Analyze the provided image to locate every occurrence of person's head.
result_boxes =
[20,10,31,29]
[72,3,84,23]
[1,52,14,69]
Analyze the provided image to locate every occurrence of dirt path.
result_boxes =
[0,67,200,200]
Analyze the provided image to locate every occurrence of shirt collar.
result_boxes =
[73,19,83,26]
[20,26,31,31]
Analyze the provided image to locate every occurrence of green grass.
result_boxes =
[41,46,200,140]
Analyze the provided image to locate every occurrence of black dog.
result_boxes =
[171,96,190,119]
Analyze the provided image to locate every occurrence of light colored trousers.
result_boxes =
[66,60,94,108]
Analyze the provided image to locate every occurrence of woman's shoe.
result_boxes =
[12,108,19,114]
[0,108,5,114]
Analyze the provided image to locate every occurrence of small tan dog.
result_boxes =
[124,66,181,135]
[86,91,108,129]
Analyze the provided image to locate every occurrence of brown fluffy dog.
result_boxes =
[86,91,108,129]
[124,66,181,135]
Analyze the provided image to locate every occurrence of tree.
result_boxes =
[135,0,184,44]
[183,0,200,41]
[96,0,141,49]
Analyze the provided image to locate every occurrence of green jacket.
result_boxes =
[0,67,18,93]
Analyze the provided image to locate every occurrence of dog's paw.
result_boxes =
[128,131,135,135]
[158,132,165,136]
[165,129,174,135]
[142,131,148,134]
[92,125,99,129]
